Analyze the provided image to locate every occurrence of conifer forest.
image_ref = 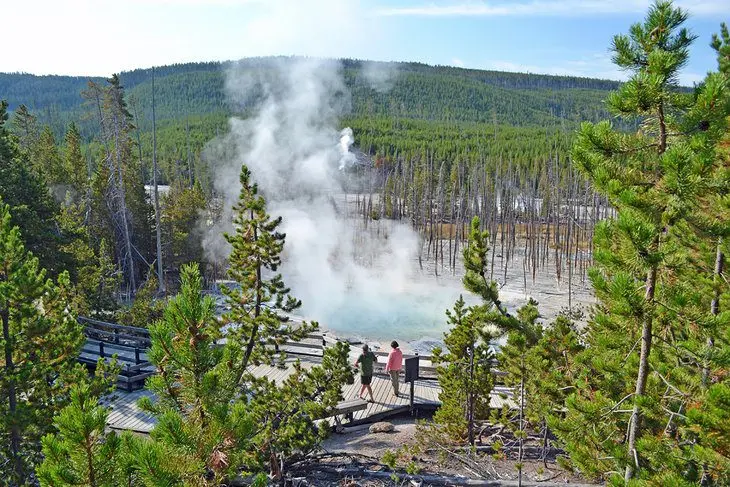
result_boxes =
[1,1,730,485]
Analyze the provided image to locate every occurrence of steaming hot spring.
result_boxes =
[271,209,537,352]
[203,59,589,351]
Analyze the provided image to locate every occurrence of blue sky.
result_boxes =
[5,0,729,84]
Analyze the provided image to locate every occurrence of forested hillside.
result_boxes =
[0,57,626,193]
[1,2,730,486]
[1,58,619,131]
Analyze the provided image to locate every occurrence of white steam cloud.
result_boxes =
[200,56,469,343]
[338,127,357,170]
[196,0,470,345]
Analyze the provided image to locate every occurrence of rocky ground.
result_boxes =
[299,414,599,487]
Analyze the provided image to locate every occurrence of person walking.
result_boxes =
[385,340,403,396]
[355,344,377,402]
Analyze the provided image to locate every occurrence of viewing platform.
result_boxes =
[78,317,515,433]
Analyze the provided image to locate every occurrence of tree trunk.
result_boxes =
[703,239,723,387]
[2,306,23,482]
[240,210,261,377]
[467,344,475,446]
[186,117,193,187]
[626,100,668,481]
[85,438,98,487]
[625,261,658,481]
[112,110,136,292]
[518,354,525,487]
[152,67,165,295]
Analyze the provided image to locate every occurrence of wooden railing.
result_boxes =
[78,316,505,389]
[78,317,154,391]
[284,333,506,380]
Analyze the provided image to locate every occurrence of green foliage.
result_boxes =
[76,239,120,319]
[245,341,353,478]
[116,269,165,328]
[10,104,40,156]
[37,384,124,487]
[1,58,620,136]
[222,164,316,374]
[138,263,256,485]
[380,443,423,476]
[32,125,66,189]
[497,308,584,481]
[0,100,67,277]
[83,76,154,290]
[346,115,573,177]
[523,313,584,426]
[63,122,88,202]
[432,216,531,445]
[0,201,115,484]
[712,23,730,76]
[432,296,494,443]
[552,2,730,483]
[55,205,121,320]
[212,164,354,480]
[160,182,207,276]
[138,260,353,483]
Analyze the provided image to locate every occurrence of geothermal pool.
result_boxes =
[312,283,476,341]
[291,249,593,351]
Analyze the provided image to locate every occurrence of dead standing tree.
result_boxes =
[349,139,602,291]
[84,77,137,293]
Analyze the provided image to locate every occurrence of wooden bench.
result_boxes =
[329,398,368,428]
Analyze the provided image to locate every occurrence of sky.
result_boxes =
[4,0,730,84]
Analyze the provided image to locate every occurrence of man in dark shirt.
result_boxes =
[355,344,377,402]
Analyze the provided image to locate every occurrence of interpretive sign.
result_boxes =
[404,355,419,383]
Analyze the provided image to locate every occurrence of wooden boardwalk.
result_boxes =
[102,389,157,433]
[78,317,515,433]
[103,355,514,433]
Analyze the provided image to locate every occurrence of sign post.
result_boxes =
[404,354,420,416]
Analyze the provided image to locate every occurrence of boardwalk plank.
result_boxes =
[101,339,515,433]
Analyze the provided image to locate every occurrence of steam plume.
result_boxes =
[201,57,469,343]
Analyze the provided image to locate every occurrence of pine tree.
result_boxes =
[525,313,583,442]
[498,309,584,473]
[431,216,529,445]
[10,104,39,157]
[245,340,353,480]
[494,300,542,480]
[552,2,730,482]
[160,181,207,278]
[33,125,66,189]
[37,384,124,487]
[0,200,113,484]
[711,23,730,75]
[0,100,64,276]
[63,122,88,203]
[219,165,355,480]
[137,168,355,482]
[432,295,494,444]
[116,268,165,327]
[81,239,121,319]
[462,217,527,338]
[84,76,154,292]
[223,164,316,377]
[138,262,258,485]
[221,165,355,479]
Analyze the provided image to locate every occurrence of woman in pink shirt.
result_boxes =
[385,341,403,396]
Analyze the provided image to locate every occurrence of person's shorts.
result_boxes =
[361,375,372,385]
